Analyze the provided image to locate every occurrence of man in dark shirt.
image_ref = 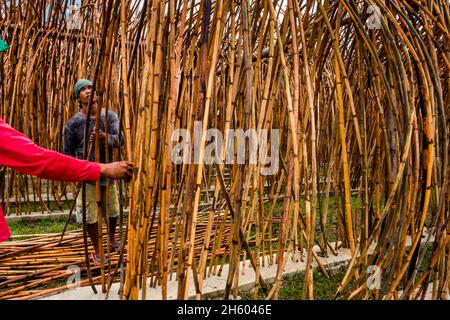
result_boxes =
[64,79,123,265]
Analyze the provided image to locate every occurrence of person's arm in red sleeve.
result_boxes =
[0,118,99,243]
[0,118,133,243]
[0,208,10,242]
[0,118,100,182]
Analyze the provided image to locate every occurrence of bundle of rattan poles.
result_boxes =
[0,209,232,300]
[0,0,449,300]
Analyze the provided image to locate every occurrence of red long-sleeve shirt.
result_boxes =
[0,118,101,243]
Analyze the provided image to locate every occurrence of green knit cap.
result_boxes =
[73,79,93,99]
[0,38,9,52]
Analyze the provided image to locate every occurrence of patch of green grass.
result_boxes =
[239,266,348,300]
[262,199,283,217]
[240,244,434,300]
[7,200,74,214]
[34,279,69,290]
[417,244,434,274]
[8,218,80,237]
